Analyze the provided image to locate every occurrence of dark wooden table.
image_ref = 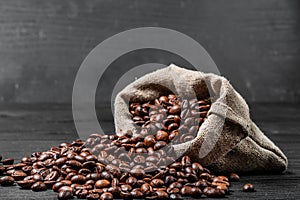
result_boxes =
[0,103,299,199]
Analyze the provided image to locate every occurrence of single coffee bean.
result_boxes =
[130,168,145,179]
[58,190,74,200]
[155,130,169,141]
[31,181,47,191]
[150,179,164,188]
[71,175,86,184]
[33,174,44,182]
[155,190,169,199]
[141,183,152,194]
[2,158,14,165]
[120,184,132,192]
[131,189,144,198]
[242,183,255,192]
[181,156,191,167]
[95,179,111,189]
[144,135,156,147]
[203,187,225,198]
[100,192,113,200]
[229,173,240,182]
[0,176,15,186]
[11,170,27,181]
[45,170,59,181]
[17,180,35,189]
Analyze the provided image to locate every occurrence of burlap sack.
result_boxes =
[114,64,288,173]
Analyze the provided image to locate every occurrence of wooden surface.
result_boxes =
[0,0,300,103]
[0,103,299,199]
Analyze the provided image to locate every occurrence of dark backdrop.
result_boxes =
[0,0,299,104]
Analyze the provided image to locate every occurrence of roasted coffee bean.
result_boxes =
[58,186,73,193]
[2,158,14,165]
[45,171,59,181]
[31,181,47,192]
[120,184,132,192]
[130,168,145,179]
[58,190,74,200]
[100,192,114,200]
[33,174,44,181]
[229,173,240,182]
[0,176,15,186]
[150,179,164,188]
[131,189,144,198]
[153,141,167,150]
[155,130,169,141]
[11,170,27,181]
[71,175,86,184]
[155,190,169,199]
[16,180,35,189]
[144,135,156,147]
[203,187,226,198]
[126,176,137,186]
[181,156,191,167]
[95,179,111,188]
[243,183,255,192]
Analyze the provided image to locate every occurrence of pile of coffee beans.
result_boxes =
[0,138,244,199]
[0,94,255,199]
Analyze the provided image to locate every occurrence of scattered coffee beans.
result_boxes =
[0,94,257,199]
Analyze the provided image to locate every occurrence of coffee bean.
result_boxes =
[95,179,111,188]
[58,186,73,193]
[155,190,169,199]
[181,156,191,167]
[17,180,35,189]
[130,168,145,179]
[0,176,15,186]
[155,130,169,141]
[2,158,14,165]
[243,183,255,192]
[144,135,156,147]
[11,170,27,181]
[153,141,167,151]
[45,171,59,181]
[31,181,47,191]
[71,175,86,184]
[131,189,144,198]
[203,187,225,198]
[58,190,74,200]
[100,192,113,200]
[150,179,164,188]
[229,173,240,182]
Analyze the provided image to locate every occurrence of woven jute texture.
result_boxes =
[114,64,288,173]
